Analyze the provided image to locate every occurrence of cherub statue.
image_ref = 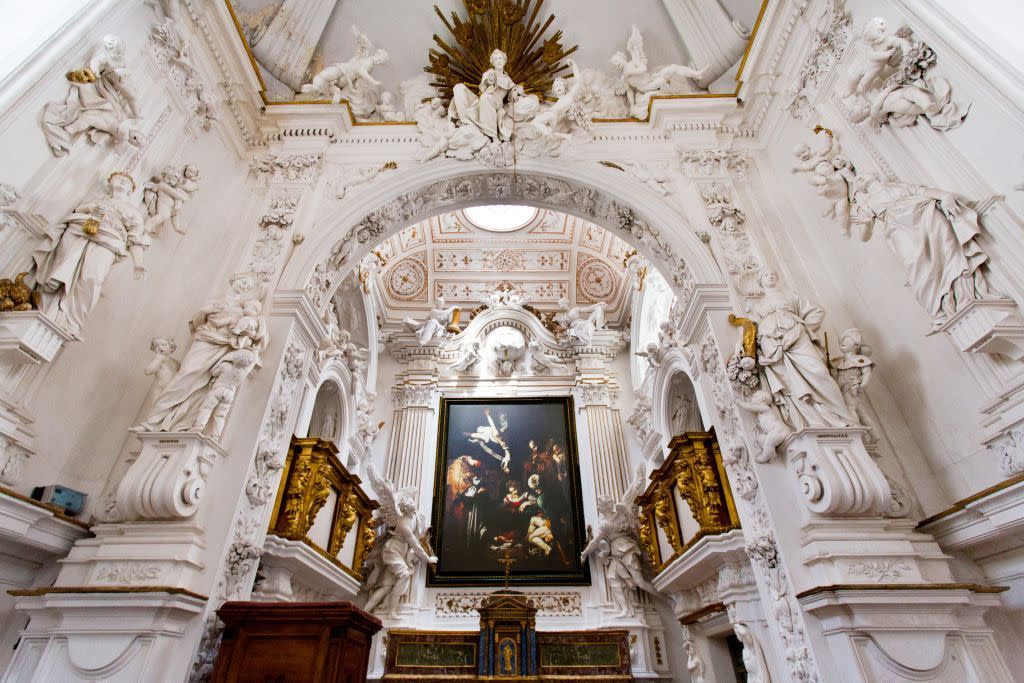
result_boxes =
[143,336,181,410]
[42,34,143,156]
[361,465,437,619]
[735,389,792,463]
[842,18,967,130]
[192,347,258,440]
[791,129,859,231]
[299,26,389,105]
[610,26,707,118]
[403,297,458,346]
[333,161,397,199]
[831,328,877,441]
[555,298,607,346]
[377,92,404,122]
[635,341,665,369]
[451,341,481,373]
[143,165,194,236]
[580,465,659,617]
[529,59,589,143]
[528,340,564,374]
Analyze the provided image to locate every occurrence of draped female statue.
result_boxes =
[754,270,856,430]
[137,274,267,436]
[31,171,148,335]
[851,173,997,325]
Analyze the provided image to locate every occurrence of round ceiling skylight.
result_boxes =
[463,205,538,232]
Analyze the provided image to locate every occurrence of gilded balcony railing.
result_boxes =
[637,429,740,574]
[268,437,378,579]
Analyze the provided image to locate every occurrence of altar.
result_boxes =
[382,591,632,682]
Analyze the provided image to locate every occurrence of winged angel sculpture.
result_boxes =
[581,465,659,617]
[361,465,437,619]
[300,26,389,117]
[610,25,708,119]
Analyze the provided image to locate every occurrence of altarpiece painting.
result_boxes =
[429,397,589,586]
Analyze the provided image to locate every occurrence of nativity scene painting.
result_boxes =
[430,397,588,586]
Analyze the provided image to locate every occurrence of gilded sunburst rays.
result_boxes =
[426,0,578,103]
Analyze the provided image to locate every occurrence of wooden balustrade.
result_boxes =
[268,437,378,579]
[637,429,740,573]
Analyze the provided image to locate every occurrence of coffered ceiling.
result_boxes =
[367,207,636,327]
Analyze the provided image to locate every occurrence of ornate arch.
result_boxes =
[281,160,723,313]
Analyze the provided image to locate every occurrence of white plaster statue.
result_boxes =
[299,26,389,113]
[849,173,999,326]
[842,18,967,131]
[528,59,589,143]
[403,297,458,345]
[527,340,564,374]
[753,270,856,429]
[30,171,149,335]
[580,466,659,617]
[451,341,481,373]
[610,25,708,118]
[143,164,199,236]
[362,465,437,619]
[322,412,337,441]
[792,134,856,236]
[137,273,267,436]
[377,91,404,122]
[556,298,608,346]
[635,341,665,369]
[333,162,397,199]
[42,34,142,156]
[832,328,877,442]
[683,639,706,683]
[415,96,456,162]
[319,326,369,373]
[735,389,792,463]
[733,622,771,683]
[449,49,529,143]
[144,336,181,409]
[192,347,258,440]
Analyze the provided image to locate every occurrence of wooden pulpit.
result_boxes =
[210,601,382,682]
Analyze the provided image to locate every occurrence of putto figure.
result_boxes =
[556,299,608,346]
[610,25,708,119]
[580,466,659,617]
[143,164,200,236]
[42,34,142,156]
[299,25,389,115]
[361,465,437,619]
[30,171,149,335]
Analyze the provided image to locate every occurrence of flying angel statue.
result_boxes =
[299,26,390,104]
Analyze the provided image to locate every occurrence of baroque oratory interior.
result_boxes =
[2,0,1024,681]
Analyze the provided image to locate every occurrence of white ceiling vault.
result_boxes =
[226,0,764,104]
[365,207,636,327]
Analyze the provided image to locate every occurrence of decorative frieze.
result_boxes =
[249,152,323,184]
[434,591,582,618]
[676,148,748,179]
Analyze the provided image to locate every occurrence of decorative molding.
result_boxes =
[249,193,299,284]
[150,19,218,131]
[308,172,695,314]
[249,152,323,184]
[573,383,620,408]
[700,183,764,298]
[93,563,162,586]
[991,427,1024,477]
[847,559,910,582]
[391,385,438,410]
[246,341,309,505]
[0,434,30,486]
[676,148,748,179]
[785,0,853,119]
[434,591,582,618]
